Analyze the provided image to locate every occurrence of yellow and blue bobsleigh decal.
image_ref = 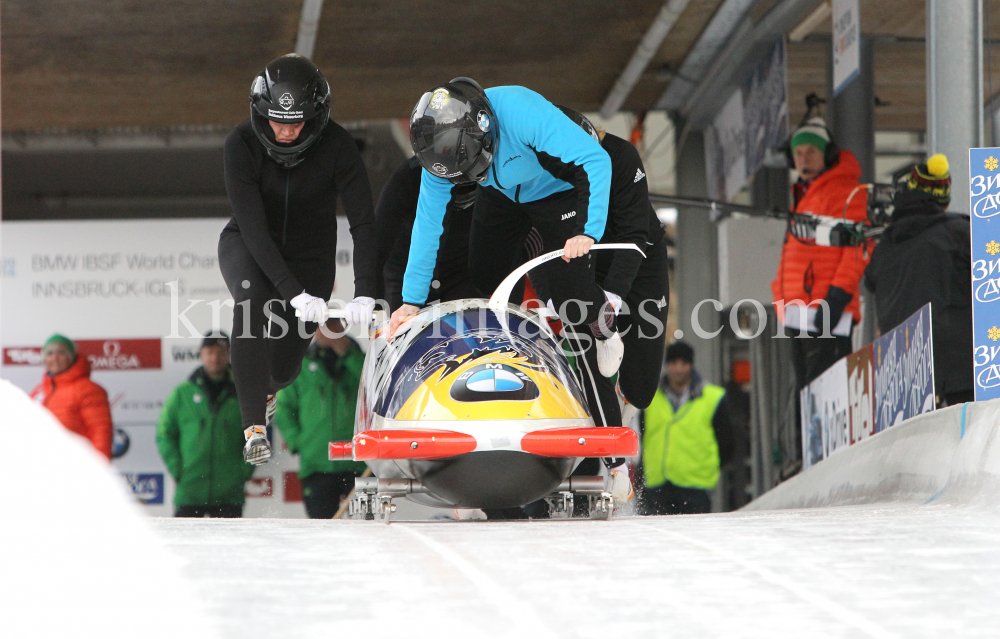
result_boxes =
[358,302,589,428]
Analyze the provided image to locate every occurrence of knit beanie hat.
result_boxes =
[43,334,76,359]
[906,153,951,208]
[790,117,831,153]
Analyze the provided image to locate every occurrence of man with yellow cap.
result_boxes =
[864,154,973,406]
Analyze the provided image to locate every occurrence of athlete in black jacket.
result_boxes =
[375,156,479,310]
[219,54,378,465]
[530,128,669,437]
[593,130,669,416]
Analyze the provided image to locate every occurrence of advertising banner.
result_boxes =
[846,344,875,446]
[802,305,932,469]
[832,0,860,95]
[706,37,788,202]
[969,148,1000,400]
[800,358,849,470]
[1,218,360,517]
[705,90,747,202]
[872,303,935,432]
[742,38,788,179]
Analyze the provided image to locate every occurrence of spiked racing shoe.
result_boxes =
[617,381,639,427]
[596,331,624,378]
[243,425,272,465]
[607,462,634,503]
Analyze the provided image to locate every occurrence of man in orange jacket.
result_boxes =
[30,334,113,459]
[771,118,870,390]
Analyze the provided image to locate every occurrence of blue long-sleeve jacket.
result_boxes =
[402,85,612,305]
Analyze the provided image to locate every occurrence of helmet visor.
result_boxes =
[410,90,494,184]
[251,110,327,158]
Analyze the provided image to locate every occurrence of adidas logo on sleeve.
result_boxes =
[634,168,646,183]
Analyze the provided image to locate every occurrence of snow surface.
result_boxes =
[0,380,219,638]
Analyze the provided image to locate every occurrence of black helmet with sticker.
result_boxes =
[555,105,600,142]
[249,54,331,168]
[409,77,497,185]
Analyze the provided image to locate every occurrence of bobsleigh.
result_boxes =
[324,245,642,523]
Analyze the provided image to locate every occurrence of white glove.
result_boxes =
[344,296,376,327]
[604,291,623,315]
[290,291,329,324]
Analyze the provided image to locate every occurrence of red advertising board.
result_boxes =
[4,338,161,370]
[3,347,43,366]
[283,472,303,503]
[76,339,161,371]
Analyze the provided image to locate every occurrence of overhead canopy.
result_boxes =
[7,0,999,134]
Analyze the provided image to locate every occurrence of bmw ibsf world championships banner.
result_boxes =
[969,148,1000,399]
[1,218,361,517]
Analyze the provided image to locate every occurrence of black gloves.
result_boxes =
[813,285,852,334]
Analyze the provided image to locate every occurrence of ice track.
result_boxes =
[156,400,1000,638]
[8,379,1000,638]
[154,502,1000,639]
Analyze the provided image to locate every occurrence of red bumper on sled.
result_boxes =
[330,426,638,461]
[520,427,638,458]
[329,430,478,461]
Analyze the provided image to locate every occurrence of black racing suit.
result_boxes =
[375,157,479,311]
[593,132,669,412]
[220,119,377,428]
[533,132,669,433]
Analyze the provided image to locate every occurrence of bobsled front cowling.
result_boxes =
[353,300,597,509]
[363,301,590,428]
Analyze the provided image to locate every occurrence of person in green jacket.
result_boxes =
[276,319,367,518]
[157,332,253,517]
[640,341,734,515]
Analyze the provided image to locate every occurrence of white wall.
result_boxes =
[745,399,1000,512]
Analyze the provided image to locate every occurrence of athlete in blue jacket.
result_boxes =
[389,78,624,376]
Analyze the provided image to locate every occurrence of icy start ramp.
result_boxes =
[153,505,1000,638]
[146,400,1000,638]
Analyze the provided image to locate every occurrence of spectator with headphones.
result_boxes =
[771,117,871,393]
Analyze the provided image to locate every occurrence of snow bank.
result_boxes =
[745,397,1000,512]
[0,379,218,638]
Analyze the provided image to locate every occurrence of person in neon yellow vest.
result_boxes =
[640,342,734,515]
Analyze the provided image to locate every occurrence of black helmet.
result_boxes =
[250,54,331,168]
[409,78,497,185]
[555,105,600,142]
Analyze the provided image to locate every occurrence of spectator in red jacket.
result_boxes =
[771,118,871,390]
[30,334,113,459]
